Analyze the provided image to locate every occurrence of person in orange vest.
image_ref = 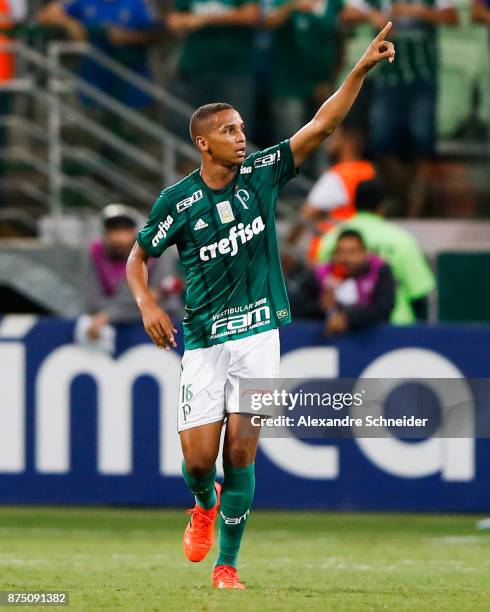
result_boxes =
[286,123,375,262]
[0,1,26,80]
[0,0,26,206]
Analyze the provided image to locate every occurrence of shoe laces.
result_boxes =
[186,506,214,532]
[215,565,238,583]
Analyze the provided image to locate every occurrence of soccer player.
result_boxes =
[126,23,395,590]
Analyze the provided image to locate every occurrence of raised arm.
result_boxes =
[126,243,177,350]
[289,22,395,167]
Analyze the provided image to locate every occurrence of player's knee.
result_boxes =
[184,457,216,479]
[225,446,253,468]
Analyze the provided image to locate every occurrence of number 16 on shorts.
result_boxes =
[181,384,193,423]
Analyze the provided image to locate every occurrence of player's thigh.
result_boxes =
[180,420,224,475]
[178,345,230,470]
[178,345,229,432]
[225,329,280,414]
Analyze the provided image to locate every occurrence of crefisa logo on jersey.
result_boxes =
[151,215,173,247]
[199,215,265,261]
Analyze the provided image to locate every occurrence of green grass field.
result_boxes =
[0,507,489,611]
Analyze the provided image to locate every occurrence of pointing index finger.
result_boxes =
[375,21,392,42]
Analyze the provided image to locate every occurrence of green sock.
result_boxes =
[181,461,217,510]
[216,463,255,569]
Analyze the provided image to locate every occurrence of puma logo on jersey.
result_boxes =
[193,218,208,231]
[151,215,173,247]
[254,149,280,168]
[176,189,203,213]
[199,216,265,261]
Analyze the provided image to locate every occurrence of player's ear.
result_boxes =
[195,135,209,153]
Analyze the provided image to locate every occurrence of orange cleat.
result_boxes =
[212,565,246,590]
[183,482,222,562]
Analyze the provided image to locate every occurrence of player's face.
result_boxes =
[104,227,137,260]
[333,237,367,274]
[204,109,247,165]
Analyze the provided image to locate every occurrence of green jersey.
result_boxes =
[318,212,435,324]
[138,140,298,349]
[267,0,343,97]
[175,0,258,75]
[360,0,444,85]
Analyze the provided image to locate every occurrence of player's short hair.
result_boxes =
[355,178,387,212]
[189,103,235,143]
[336,229,366,249]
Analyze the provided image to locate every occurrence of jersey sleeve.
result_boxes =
[137,192,181,258]
[253,139,299,188]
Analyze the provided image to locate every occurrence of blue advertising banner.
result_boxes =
[0,316,489,511]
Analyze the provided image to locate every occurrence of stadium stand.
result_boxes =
[0,0,487,321]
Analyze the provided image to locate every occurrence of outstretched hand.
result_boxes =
[289,21,395,168]
[358,21,395,72]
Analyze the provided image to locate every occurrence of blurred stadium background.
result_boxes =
[0,1,489,609]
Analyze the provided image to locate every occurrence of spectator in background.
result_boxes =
[316,229,394,335]
[341,0,458,216]
[282,254,324,319]
[286,124,375,261]
[263,0,344,146]
[318,178,436,324]
[472,0,490,30]
[0,0,27,206]
[76,204,183,352]
[38,0,158,111]
[167,0,259,131]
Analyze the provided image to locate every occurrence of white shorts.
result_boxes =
[178,329,280,432]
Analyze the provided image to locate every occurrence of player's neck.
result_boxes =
[199,160,238,190]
